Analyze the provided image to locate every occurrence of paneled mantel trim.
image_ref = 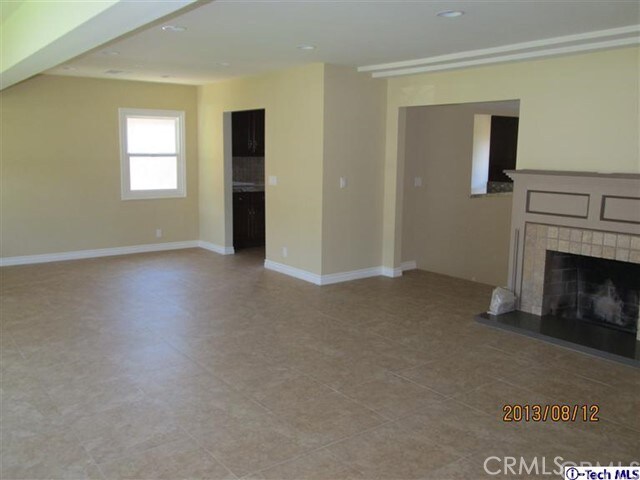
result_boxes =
[505,169,640,305]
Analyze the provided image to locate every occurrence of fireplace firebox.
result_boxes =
[543,251,639,334]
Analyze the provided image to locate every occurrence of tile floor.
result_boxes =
[1,248,638,479]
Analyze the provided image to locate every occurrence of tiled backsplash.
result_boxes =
[520,223,640,318]
[232,156,264,184]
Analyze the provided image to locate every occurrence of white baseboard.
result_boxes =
[319,266,384,285]
[264,260,322,285]
[2,242,414,289]
[0,241,199,267]
[401,260,418,271]
[198,241,235,255]
[264,260,415,286]
[380,266,402,278]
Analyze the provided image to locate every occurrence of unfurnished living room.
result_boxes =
[1,1,639,479]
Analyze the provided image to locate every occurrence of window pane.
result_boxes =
[127,117,177,154]
[129,156,177,190]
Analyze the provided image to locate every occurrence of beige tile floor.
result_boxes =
[1,248,638,479]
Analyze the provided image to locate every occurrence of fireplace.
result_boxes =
[476,170,640,365]
[543,251,640,334]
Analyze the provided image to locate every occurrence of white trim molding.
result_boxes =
[264,260,420,286]
[198,241,235,255]
[0,241,199,267]
[320,266,385,285]
[264,260,322,285]
[381,266,403,278]
[358,25,640,78]
[401,260,418,271]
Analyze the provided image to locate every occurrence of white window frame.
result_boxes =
[119,108,186,200]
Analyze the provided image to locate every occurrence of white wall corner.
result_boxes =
[401,260,418,271]
[264,259,322,285]
[0,241,199,267]
[198,241,235,255]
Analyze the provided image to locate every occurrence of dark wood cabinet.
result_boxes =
[232,109,265,157]
[233,191,265,249]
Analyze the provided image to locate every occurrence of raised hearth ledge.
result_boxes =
[476,311,639,367]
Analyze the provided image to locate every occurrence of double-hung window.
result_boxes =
[119,108,186,199]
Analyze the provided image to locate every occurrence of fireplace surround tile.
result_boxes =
[616,249,630,262]
[604,233,617,247]
[617,234,631,249]
[592,231,604,245]
[520,222,640,338]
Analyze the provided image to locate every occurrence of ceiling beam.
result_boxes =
[1,0,199,90]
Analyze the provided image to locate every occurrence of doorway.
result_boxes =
[400,100,518,286]
[231,109,265,254]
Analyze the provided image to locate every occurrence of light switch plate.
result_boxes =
[414,177,423,187]
[268,175,278,186]
[340,177,348,189]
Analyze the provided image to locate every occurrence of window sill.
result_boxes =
[121,192,186,201]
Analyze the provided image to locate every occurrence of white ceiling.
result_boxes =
[47,0,640,85]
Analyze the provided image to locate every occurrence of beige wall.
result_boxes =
[4,47,637,282]
[198,64,388,277]
[321,65,387,274]
[197,64,325,274]
[402,104,513,286]
[1,75,199,257]
[384,47,640,271]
